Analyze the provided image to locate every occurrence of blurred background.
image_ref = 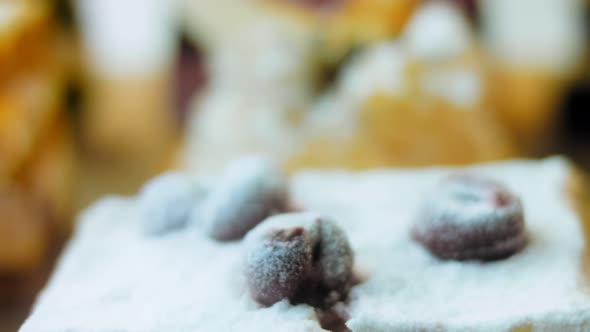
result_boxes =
[0,0,589,330]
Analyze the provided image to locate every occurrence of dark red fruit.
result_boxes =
[412,174,527,261]
[244,213,354,308]
[245,226,312,306]
[201,157,287,241]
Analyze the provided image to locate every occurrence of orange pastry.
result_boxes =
[76,0,178,160]
[262,0,418,63]
[288,1,515,170]
[0,0,73,275]
[183,1,518,174]
[0,186,50,274]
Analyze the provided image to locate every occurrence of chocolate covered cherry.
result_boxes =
[200,157,288,241]
[412,174,526,261]
[244,213,354,308]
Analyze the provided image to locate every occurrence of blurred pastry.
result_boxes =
[481,0,587,153]
[75,0,178,161]
[182,0,319,174]
[0,186,50,275]
[184,1,517,174]
[0,1,74,275]
[289,1,515,170]
[262,0,418,63]
[16,115,76,234]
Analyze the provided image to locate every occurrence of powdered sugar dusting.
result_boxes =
[20,157,590,331]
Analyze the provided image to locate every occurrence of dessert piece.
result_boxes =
[20,157,590,331]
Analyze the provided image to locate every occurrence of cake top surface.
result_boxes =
[20,157,590,332]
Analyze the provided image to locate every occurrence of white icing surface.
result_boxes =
[481,0,586,74]
[404,1,472,60]
[21,158,590,331]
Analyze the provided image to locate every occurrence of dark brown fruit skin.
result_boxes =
[246,227,312,306]
[412,174,527,261]
[204,158,288,241]
[245,214,354,308]
[293,220,354,308]
[208,186,287,241]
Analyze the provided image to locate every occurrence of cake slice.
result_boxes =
[20,157,590,331]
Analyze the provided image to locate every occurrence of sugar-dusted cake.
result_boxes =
[20,157,590,331]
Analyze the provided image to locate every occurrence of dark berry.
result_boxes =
[244,213,354,308]
[412,174,527,261]
[201,157,288,241]
[245,226,313,306]
[138,172,206,236]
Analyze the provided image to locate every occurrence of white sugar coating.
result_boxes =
[403,1,473,60]
[199,156,287,240]
[138,172,207,235]
[20,157,590,331]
